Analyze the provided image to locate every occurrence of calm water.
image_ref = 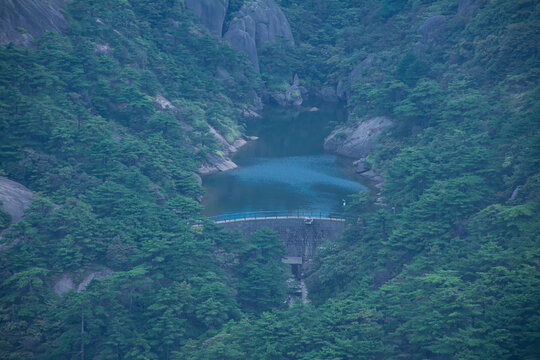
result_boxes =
[202,104,367,216]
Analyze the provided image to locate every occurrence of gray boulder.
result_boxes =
[271,82,307,106]
[94,43,112,55]
[0,0,67,48]
[324,117,392,158]
[186,0,229,37]
[285,84,304,106]
[224,0,294,72]
[354,157,370,173]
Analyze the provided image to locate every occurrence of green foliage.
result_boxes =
[236,228,288,312]
[1,0,539,359]
[0,206,11,231]
[376,0,409,19]
[396,52,430,86]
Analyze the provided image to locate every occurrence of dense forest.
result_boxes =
[0,0,539,359]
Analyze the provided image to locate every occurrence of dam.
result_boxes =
[214,212,348,277]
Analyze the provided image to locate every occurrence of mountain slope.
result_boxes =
[0,0,538,359]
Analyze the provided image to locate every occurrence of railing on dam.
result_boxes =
[209,210,349,223]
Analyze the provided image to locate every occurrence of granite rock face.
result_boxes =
[198,127,259,175]
[198,153,238,175]
[349,56,375,84]
[0,177,36,225]
[324,117,392,159]
[412,15,447,54]
[54,268,115,297]
[0,0,67,48]
[186,0,229,37]
[417,15,446,43]
[224,0,294,71]
[347,56,375,101]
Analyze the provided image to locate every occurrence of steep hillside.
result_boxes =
[0,1,539,359]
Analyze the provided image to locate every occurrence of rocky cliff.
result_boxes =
[0,177,37,249]
[185,0,229,37]
[0,0,67,48]
[324,117,392,194]
[224,0,294,72]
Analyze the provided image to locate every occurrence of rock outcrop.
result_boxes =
[186,0,229,37]
[0,0,67,48]
[0,177,37,250]
[412,15,447,54]
[325,118,391,201]
[153,95,251,175]
[346,56,375,102]
[270,74,308,106]
[324,117,392,159]
[0,177,36,225]
[224,0,294,72]
[349,56,375,85]
[198,128,259,175]
[54,268,115,296]
[417,15,446,44]
[199,153,238,175]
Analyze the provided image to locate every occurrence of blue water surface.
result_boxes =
[202,105,367,216]
[232,155,363,194]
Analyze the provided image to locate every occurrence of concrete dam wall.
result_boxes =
[217,217,347,262]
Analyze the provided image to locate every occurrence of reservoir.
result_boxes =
[202,104,367,217]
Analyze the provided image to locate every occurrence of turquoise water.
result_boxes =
[202,105,367,216]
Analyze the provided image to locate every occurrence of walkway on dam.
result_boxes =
[210,210,348,224]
